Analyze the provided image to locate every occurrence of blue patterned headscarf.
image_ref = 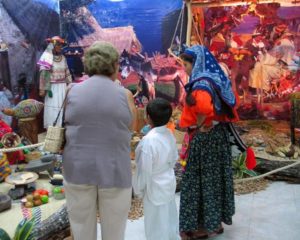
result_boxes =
[184,45,236,115]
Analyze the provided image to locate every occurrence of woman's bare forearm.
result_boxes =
[126,89,137,131]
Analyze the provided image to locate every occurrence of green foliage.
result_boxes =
[233,152,258,179]
[127,85,137,92]
[0,228,11,240]
[13,218,35,240]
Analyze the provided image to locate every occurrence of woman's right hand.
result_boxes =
[126,89,137,131]
[175,120,187,132]
[199,124,213,133]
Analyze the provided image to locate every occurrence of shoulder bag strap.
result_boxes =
[53,85,74,127]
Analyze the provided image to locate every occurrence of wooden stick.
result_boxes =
[234,160,300,183]
[186,1,193,47]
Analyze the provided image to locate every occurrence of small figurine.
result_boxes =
[0,39,8,51]
[0,82,13,126]
[1,132,25,165]
[16,73,29,102]
[2,99,44,144]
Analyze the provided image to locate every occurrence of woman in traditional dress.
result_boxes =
[38,36,72,129]
[179,45,238,239]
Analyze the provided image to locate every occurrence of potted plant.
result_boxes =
[0,217,35,240]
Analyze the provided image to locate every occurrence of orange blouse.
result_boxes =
[167,122,176,133]
[180,90,239,128]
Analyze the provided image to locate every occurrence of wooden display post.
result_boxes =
[290,95,300,145]
[185,0,193,46]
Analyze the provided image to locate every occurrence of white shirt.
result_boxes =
[133,126,179,206]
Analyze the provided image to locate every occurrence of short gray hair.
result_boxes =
[84,41,119,77]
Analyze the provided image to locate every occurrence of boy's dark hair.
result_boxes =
[146,98,172,127]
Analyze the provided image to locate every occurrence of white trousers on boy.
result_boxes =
[65,181,132,240]
[143,195,180,240]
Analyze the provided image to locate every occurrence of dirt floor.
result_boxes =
[235,120,300,159]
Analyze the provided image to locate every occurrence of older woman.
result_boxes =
[179,45,238,240]
[63,42,136,240]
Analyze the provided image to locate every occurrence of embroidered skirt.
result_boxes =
[179,124,235,233]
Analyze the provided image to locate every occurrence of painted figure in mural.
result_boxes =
[228,34,250,96]
[0,82,13,126]
[270,23,288,43]
[228,32,269,98]
[0,39,8,51]
[16,73,29,102]
[249,31,298,101]
[245,32,269,61]
[38,36,72,129]
[133,76,150,108]
[179,45,238,239]
[274,32,298,68]
[209,26,229,56]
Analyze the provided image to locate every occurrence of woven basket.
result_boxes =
[44,126,65,153]
[1,133,21,148]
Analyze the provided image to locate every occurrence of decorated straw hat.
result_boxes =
[46,36,66,45]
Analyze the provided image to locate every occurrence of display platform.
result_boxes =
[0,172,65,238]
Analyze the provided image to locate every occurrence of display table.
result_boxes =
[0,173,65,237]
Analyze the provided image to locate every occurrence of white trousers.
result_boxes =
[64,182,132,240]
[143,195,180,240]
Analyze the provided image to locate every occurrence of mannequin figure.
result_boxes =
[38,36,72,129]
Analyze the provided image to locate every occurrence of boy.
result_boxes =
[133,98,180,240]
